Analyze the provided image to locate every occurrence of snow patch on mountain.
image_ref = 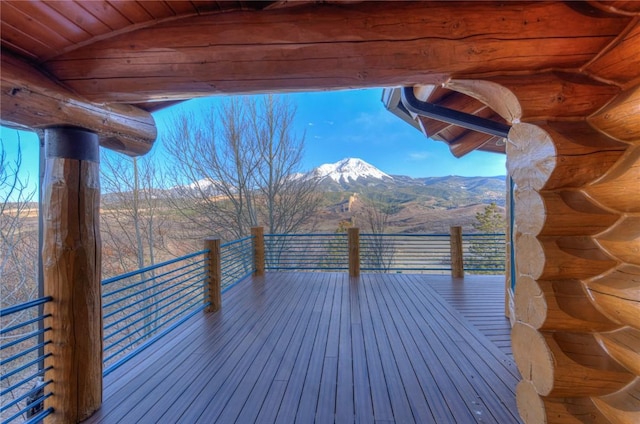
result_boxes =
[311,158,392,183]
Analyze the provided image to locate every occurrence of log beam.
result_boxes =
[0,53,157,156]
[42,127,102,423]
[42,1,632,103]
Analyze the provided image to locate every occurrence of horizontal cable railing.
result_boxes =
[361,233,452,273]
[220,236,254,292]
[463,233,506,273]
[1,297,54,424]
[102,250,209,375]
[261,231,505,275]
[264,233,348,271]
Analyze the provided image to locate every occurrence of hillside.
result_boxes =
[100,157,507,234]
[308,158,506,233]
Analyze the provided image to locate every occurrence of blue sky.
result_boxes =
[1,88,505,198]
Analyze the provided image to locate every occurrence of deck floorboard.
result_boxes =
[84,272,520,424]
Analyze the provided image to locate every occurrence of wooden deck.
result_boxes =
[84,272,521,424]
[428,275,513,357]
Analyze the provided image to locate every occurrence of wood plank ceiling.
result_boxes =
[1,1,638,156]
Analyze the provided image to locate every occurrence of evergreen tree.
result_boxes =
[473,202,505,233]
[468,202,505,274]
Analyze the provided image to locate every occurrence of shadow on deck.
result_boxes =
[84,272,521,424]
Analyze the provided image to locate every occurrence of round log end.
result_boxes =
[512,322,554,395]
[507,123,556,191]
[515,188,545,236]
[516,380,547,424]
[515,233,545,279]
[514,275,546,329]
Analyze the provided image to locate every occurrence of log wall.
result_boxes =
[506,86,640,423]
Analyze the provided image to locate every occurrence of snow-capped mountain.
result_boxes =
[311,158,392,185]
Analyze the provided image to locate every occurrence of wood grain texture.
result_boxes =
[512,323,633,398]
[42,129,102,423]
[586,145,640,212]
[507,123,556,191]
[514,276,617,332]
[251,227,265,277]
[204,238,221,312]
[348,227,360,278]
[588,84,640,143]
[488,72,620,121]
[537,190,619,237]
[448,130,495,158]
[597,328,640,376]
[0,52,157,156]
[587,265,640,329]
[593,379,640,424]
[445,79,522,123]
[597,217,640,266]
[585,20,640,88]
[509,114,639,422]
[539,121,628,190]
[41,1,631,102]
[449,226,464,278]
[516,380,610,424]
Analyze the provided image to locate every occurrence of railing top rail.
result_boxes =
[102,249,209,286]
[463,233,506,237]
[0,296,52,318]
[265,233,347,237]
[220,235,253,248]
[360,233,450,237]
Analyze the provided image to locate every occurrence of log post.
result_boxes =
[450,226,464,278]
[348,227,360,277]
[251,227,265,277]
[42,127,102,423]
[204,237,221,312]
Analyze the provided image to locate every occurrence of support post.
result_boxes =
[42,127,102,423]
[251,227,265,277]
[348,227,360,277]
[204,237,221,312]
[450,226,464,278]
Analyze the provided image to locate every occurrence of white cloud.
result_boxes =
[409,151,431,160]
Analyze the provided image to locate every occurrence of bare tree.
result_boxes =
[164,95,319,240]
[101,151,171,277]
[0,136,39,423]
[0,137,38,307]
[358,193,396,272]
[249,96,321,234]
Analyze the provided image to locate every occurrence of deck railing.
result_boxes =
[1,226,504,422]
[264,233,348,271]
[220,236,255,290]
[0,298,54,424]
[101,250,209,374]
[102,237,258,375]
[462,233,506,273]
[360,233,452,273]
[263,229,505,275]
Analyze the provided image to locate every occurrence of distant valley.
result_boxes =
[100,157,507,234]
[306,158,506,233]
